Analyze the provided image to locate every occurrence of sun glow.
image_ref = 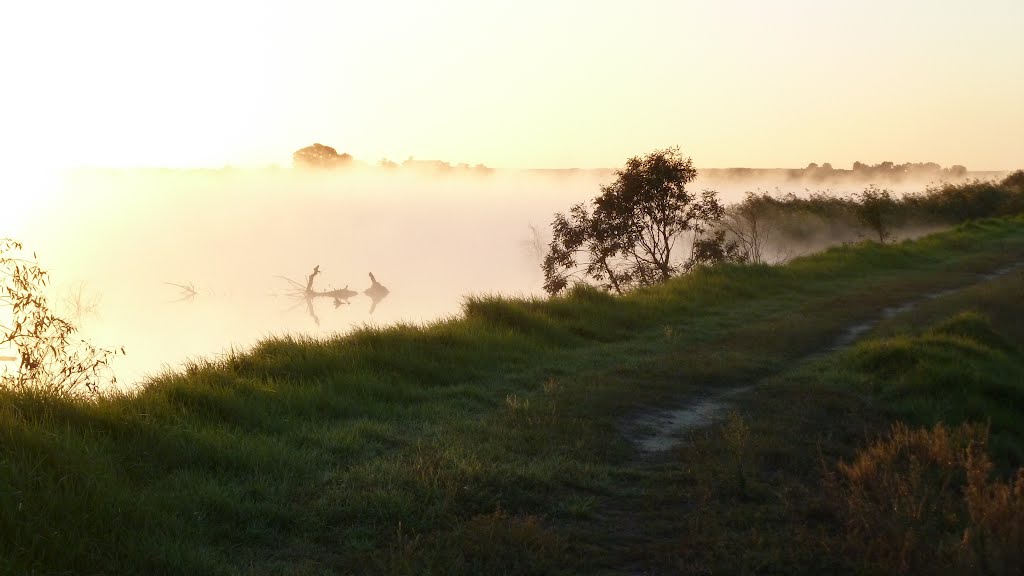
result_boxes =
[1,1,286,170]
[0,1,1022,171]
[0,167,60,240]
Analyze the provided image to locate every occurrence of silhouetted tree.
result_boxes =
[855,186,897,243]
[292,143,354,169]
[542,147,742,295]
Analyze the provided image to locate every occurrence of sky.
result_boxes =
[1,0,1022,170]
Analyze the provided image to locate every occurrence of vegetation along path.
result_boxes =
[3,217,1024,574]
[623,259,1024,457]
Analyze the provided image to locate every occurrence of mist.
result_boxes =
[7,164,996,385]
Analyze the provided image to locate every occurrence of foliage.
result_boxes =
[909,177,1024,223]
[292,143,355,169]
[0,239,121,398]
[715,177,1024,259]
[719,192,781,264]
[1001,169,1024,190]
[850,160,968,180]
[846,309,1024,464]
[831,422,1024,575]
[1,219,1023,574]
[855,185,898,243]
[542,147,742,294]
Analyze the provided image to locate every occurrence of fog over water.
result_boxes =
[7,166,990,386]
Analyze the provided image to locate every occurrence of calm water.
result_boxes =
[6,167,968,386]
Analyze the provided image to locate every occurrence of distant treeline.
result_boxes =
[292,143,493,174]
[293,144,995,184]
[703,161,983,184]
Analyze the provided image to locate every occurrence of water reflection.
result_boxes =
[14,168,614,383]
[164,281,199,303]
[277,266,389,325]
[364,272,390,314]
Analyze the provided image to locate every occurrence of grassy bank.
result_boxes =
[3,217,1024,575]
[634,254,1024,574]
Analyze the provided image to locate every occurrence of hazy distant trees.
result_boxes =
[399,157,493,174]
[542,147,742,295]
[292,143,355,169]
[849,161,968,181]
[785,161,969,183]
[291,145,492,174]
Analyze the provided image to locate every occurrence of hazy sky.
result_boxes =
[1,0,1022,170]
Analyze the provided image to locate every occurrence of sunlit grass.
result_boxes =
[2,216,1024,574]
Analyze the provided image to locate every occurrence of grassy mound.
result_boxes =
[2,216,1024,575]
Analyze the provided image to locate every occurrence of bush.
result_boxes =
[0,239,121,398]
[830,422,1024,575]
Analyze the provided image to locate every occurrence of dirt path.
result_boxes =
[622,261,1024,455]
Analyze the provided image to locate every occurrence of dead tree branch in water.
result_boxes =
[61,281,103,322]
[277,265,358,325]
[364,272,390,314]
[306,265,320,291]
[164,281,199,303]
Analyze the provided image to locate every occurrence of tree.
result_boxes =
[948,165,968,178]
[855,186,897,243]
[292,143,355,169]
[542,147,742,295]
[720,193,777,265]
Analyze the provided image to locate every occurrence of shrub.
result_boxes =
[0,239,121,397]
[830,422,1024,575]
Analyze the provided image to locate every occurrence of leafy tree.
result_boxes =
[292,143,354,169]
[542,147,742,295]
[855,186,897,243]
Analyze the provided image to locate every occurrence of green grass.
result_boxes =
[630,242,1024,574]
[845,300,1024,466]
[3,217,1024,575]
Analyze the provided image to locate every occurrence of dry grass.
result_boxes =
[831,422,1024,575]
